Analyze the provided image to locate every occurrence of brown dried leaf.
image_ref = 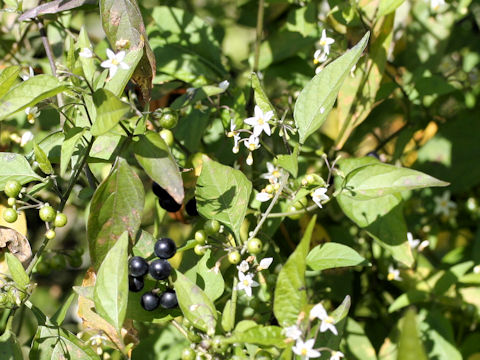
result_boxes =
[0,226,32,264]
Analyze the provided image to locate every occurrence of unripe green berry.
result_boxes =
[194,230,207,245]
[156,108,179,129]
[49,254,66,270]
[160,129,174,147]
[194,244,206,256]
[212,336,227,353]
[204,219,220,235]
[247,238,263,255]
[39,205,56,222]
[4,180,21,198]
[228,251,241,265]
[54,212,68,227]
[7,198,15,207]
[68,255,82,268]
[45,229,56,240]
[265,184,274,194]
[35,261,50,276]
[3,208,18,223]
[293,197,308,210]
[181,348,195,360]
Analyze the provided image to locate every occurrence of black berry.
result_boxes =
[129,276,144,292]
[129,256,148,277]
[149,259,172,280]
[153,182,182,212]
[159,289,178,309]
[185,198,198,216]
[154,238,177,259]
[141,291,160,311]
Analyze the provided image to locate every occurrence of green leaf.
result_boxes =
[133,131,184,204]
[91,89,130,136]
[377,0,405,17]
[33,142,54,175]
[0,329,23,360]
[132,230,155,258]
[0,66,21,99]
[196,156,252,240]
[0,75,67,120]
[77,27,96,83]
[100,0,156,100]
[398,309,428,360]
[274,215,316,327]
[60,127,86,176]
[173,270,217,335]
[87,158,144,269]
[389,290,430,313]
[52,292,77,325]
[94,231,129,333]
[104,49,143,96]
[276,145,299,178]
[0,152,42,189]
[294,32,369,143]
[185,249,225,301]
[251,72,277,118]
[221,299,235,332]
[225,326,286,347]
[5,253,29,290]
[343,318,377,360]
[306,242,368,271]
[341,162,448,199]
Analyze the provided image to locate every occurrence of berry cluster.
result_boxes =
[128,237,178,311]
[153,182,198,216]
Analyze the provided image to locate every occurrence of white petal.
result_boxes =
[256,192,272,202]
[116,50,126,62]
[106,48,115,59]
[109,65,118,77]
[120,62,130,70]
[310,303,327,320]
[263,123,271,136]
[259,257,273,270]
[244,117,257,126]
[264,110,274,122]
[252,125,263,137]
[254,105,263,119]
[100,60,112,69]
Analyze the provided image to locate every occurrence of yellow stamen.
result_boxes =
[301,348,308,356]
[387,273,395,281]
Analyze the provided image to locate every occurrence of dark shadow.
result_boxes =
[196,185,237,214]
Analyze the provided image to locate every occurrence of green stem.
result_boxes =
[253,0,265,72]
[266,204,317,218]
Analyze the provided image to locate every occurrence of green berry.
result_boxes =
[194,244,206,256]
[3,208,18,223]
[49,254,66,270]
[194,230,207,245]
[247,238,263,255]
[35,261,50,276]
[45,229,56,240]
[7,198,15,207]
[157,108,179,129]
[4,180,21,198]
[204,219,220,235]
[160,129,174,147]
[293,197,308,210]
[228,251,241,265]
[54,212,68,227]
[39,205,56,222]
[212,336,227,353]
[68,255,82,268]
[181,348,195,360]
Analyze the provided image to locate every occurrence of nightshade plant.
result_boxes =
[0,0,479,359]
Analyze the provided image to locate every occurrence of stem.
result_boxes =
[253,0,265,72]
[171,320,189,340]
[266,204,318,218]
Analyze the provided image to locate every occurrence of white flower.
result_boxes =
[311,188,329,208]
[350,64,357,77]
[20,131,34,147]
[283,325,302,340]
[430,0,445,11]
[88,333,108,347]
[330,351,344,360]
[292,338,321,359]
[433,191,456,217]
[244,135,260,152]
[219,80,230,90]
[79,47,93,58]
[318,29,335,55]
[244,105,273,137]
[227,119,238,137]
[407,232,429,251]
[258,257,273,271]
[315,66,323,75]
[474,265,480,274]
[310,303,338,335]
[236,272,259,297]
[25,107,40,124]
[246,152,254,166]
[261,162,282,184]
[237,260,249,273]
[256,191,273,202]
[313,49,328,64]
[387,265,402,281]
[100,49,129,78]
[20,66,34,81]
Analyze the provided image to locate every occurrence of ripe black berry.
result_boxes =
[149,259,172,280]
[129,276,144,292]
[141,291,160,311]
[129,256,148,277]
[159,288,178,309]
[154,238,176,259]
[153,182,182,212]
[185,198,198,216]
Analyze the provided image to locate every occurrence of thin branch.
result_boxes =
[253,0,265,73]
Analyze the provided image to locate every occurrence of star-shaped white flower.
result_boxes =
[387,265,402,281]
[25,107,40,124]
[79,47,93,58]
[100,49,129,78]
[256,191,273,202]
[434,191,456,217]
[310,303,338,335]
[20,131,34,147]
[319,29,335,55]
[244,135,260,152]
[313,49,328,65]
[311,188,329,208]
[430,0,445,11]
[244,105,273,137]
[257,257,273,271]
[236,272,259,297]
[330,351,344,360]
[20,66,34,81]
[283,325,302,340]
[407,232,429,251]
[261,162,282,184]
[237,260,249,273]
[292,338,321,359]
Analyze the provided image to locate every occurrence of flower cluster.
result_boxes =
[256,162,283,203]
[285,302,344,360]
[235,257,273,297]
[313,30,335,74]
